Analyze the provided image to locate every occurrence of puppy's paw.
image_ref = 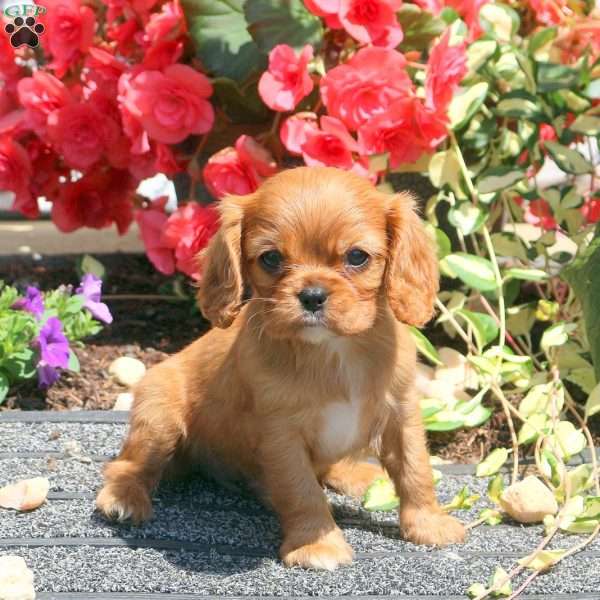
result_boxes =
[400,509,466,546]
[96,481,153,524]
[281,528,354,571]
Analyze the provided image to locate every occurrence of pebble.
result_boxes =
[500,476,558,524]
[113,392,134,411]
[0,477,49,512]
[0,556,35,600]
[108,357,146,387]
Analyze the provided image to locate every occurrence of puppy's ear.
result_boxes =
[383,192,439,327]
[197,195,247,328]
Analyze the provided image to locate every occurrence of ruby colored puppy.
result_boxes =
[96,166,465,570]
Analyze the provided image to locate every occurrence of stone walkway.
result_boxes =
[0,410,599,599]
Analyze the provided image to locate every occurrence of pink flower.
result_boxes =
[359,97,448,166]
[528,0,566,25]
[339,0,403,48]
[141,0,185,46]
[161,203,220,278]
[425,31,467,112]
[119,64,214,145]
[304,0,343,27]
[44,0,96,77]
[301,116,359,169]
[83,47,127,98]
[280,112,319,154]
[321,46,412,131]
[0,29,19,78]
[203,135,277,198]
[17,71,73,135]
[135,197,175,275]
[51,168,134,234]
[141,39,184,70]
[258,44,314,112]
[0,136,34,218]
[47,102,119,170]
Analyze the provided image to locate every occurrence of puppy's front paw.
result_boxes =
[400,508,466,546]
[281,528,354,571]
[96,481,153,524]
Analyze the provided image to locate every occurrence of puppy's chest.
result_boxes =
[317,390,365,459]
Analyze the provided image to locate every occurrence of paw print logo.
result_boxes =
[5,16,45,48]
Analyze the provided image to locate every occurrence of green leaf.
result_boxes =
[477,166,525,194]
[544,141,593,175]
[537,62,580,92]
[517,413,549,445]
[585,79,600,100]
[79,255,106,280]
[541,321,576,353]
[476,448,508,477]
[466,40,497,75]
[182,0,265,82]
[487,474,504,504]
[496,91,543,121]
[212,78,270,123]
[444,485,480,511]
[456,308,498,349]
[448,82,489,131]
[0,371,8,404]
[489,565,512,596]
[467,583,487,599]
[519,382,564,417]
[463,404,492,427]
[586,383,600,419]
[480,508,502,525]
[554,421,586,459]
[519,549,566,571]
[362,478,399,512]
[529,27,557,60]
[503,267,548,282]
[479,3,519,43]
[428,149,463,196]
[567,465,594,497]
[245,0,323,53]
[409,327,442,366]
[397,4,445,53]
[68,349,80,373]
[448,202,488,235]
[570,115,600,136]
[424,416,465,431]
[441,253,497,292]
[563,233,600,381]
[2,348,36,380]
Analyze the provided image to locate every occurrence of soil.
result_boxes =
[0,252,595,464]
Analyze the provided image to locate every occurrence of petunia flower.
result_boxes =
[37,317,70,368]
[37,362,60,388]
[12,286,45,319]
[76,274,113,324]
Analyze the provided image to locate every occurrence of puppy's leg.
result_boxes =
[380,389,465,546]
[96,377,185,524]
[322,458,388,498]
[260,433,353,571]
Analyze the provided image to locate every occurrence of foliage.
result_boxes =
[0,272,111,401]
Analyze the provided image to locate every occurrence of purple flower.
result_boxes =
[37,362,60,388]
[76,274,113,324]
[12,286,44,319]
[37,317,70,369]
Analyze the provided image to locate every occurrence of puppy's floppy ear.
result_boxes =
[383,192,439,326]
[197,194,247,328]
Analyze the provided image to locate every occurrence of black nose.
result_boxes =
[298,287,328,313]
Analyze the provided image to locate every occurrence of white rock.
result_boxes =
[113,392,134,411]
[0,556,35,600]
[0,478,49,511]
[435,347,478,390]
[500,476,558,524]
[108,357,146,387]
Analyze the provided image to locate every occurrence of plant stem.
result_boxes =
[450,131,478,204]
[491,385,519,485]
[434,297,477,354]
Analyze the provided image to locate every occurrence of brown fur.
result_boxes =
[96,167,465,570]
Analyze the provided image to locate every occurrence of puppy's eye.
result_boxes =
[259,250,283,272]
[345,248,369,268]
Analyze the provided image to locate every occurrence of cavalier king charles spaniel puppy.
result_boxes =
[96,166,465,570]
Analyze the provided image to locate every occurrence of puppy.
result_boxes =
[96,166,465,570]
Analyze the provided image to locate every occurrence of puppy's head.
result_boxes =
[197,167,438,341]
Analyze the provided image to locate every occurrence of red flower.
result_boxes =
[135,196,175,275]
[141,0,186,46]
[118,64,214,145]
[141,39,184,70]
[203,135,277,198]
[27,140,64,202]
[44,0,96,77]
[280,112,319,154]
[161,203,220,278]
[339,0,403,48]
[0,29,19,78]
[321,46,412,131]
[582,199,600,224]
[301,116,359,169]
[51,168,134,234]
[528,0,566,25]
[359,97,448,166]
[0,136,34,217]
[523,198,557,230]
[304,0,343,27]
[258,44,314,112]
[47,101,119,170]
[17,71,73,135]
[539,123,557,149]
[83,47,127,98]
[425,30,467,112]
